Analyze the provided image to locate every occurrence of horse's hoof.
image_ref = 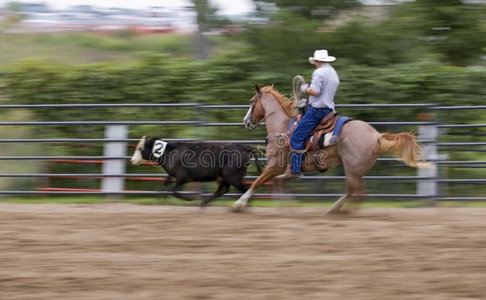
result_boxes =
[231,203,246,213]
[326,208,341,215]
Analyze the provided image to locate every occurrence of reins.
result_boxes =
[253,90,287,126]
[259,102,285,124]
[258,76,311,155]
[258,76,306,125]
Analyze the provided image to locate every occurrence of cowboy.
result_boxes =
[288,49,340,178]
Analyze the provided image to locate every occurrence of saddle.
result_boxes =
[310,111,338,135]
[287,111,350,151]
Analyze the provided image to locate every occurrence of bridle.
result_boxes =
[248,91,286,126]
[249,90,311,154]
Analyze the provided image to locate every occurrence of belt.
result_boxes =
[309,104,330,109]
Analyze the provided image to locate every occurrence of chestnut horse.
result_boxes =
[232,84,431,214]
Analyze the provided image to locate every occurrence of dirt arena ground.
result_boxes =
[1,203,486,300]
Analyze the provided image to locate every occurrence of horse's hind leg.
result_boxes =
[345,175,365,212]
[327,193,350,214]
[327,174,364,214]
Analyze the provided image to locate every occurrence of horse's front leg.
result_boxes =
[232,165,285,212]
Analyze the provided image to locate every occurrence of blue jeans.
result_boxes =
[290,105,332,173]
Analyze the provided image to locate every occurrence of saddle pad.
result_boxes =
[317,116,352,147]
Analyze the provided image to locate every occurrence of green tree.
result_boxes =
[246,0,486,67]
[383,0,486,66]
[191,0,233,60]
[269,0,360,19]
[243,0,361,74]
[2,1,23,27]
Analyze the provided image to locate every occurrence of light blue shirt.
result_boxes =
[308,64,340,110]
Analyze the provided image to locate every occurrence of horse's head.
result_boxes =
[243,84,265,129]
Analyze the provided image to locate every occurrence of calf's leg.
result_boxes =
[157,176,175,203]
[200,180,230,207]
[227,177,249,194]
[170,180,197,201]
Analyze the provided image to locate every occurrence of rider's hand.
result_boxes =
[300,84,309,93]
[296,98,306,108]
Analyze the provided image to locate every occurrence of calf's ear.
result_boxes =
[144,136,154,146]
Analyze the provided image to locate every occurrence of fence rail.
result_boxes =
[1,103,484,203]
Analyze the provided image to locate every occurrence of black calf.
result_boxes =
[130,136,259,206]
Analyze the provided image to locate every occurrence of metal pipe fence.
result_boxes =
[0,103,484,202]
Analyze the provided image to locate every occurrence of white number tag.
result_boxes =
[152,140,168,158]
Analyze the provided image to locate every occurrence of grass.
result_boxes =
[0,33,132,67]
[1,196,485,208]
[0,32,191,70]
[0,31,244,70]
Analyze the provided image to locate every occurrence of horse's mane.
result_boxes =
[261,85,299,118]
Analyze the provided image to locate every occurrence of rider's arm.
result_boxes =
[305,70,323,96]
[300,83,319,96]
[303,87,318,96]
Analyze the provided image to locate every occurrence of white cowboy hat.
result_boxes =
[308,49,336,64]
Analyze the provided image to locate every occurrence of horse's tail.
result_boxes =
[378,132,433,169]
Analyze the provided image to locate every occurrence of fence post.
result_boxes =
[101,125,128,199]
[417,114,438,205]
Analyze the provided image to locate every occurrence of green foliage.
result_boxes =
[397,0,486,65]
[30,32,195,55]
[3,50,486,128]
[250,0,486,67]
[0,32,195,68]
[243,9,323,73]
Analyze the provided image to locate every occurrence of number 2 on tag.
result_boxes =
[152,140,167,158]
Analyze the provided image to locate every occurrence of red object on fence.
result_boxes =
[42,158,273,197]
